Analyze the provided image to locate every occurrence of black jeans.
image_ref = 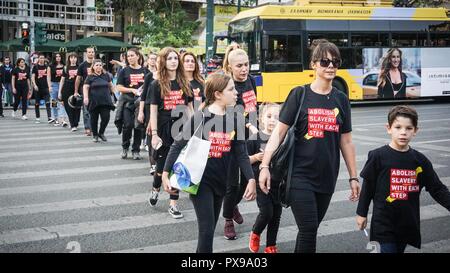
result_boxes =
[89,106,110,137]
[63,98,81,128]
[380,242,407,253]
[223,157,249,219]
[253,184,282,247]
[153,145,179,201]
[34,90,51,119]
[190,183,224,253]
[122,107,142,152]
[13,88,28,115]
[290,188,332,253]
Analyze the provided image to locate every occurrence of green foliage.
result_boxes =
[126,0,200,48]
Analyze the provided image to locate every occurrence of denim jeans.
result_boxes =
[51,82,67,119]
[4,83,13,105]
[380,243,407,253]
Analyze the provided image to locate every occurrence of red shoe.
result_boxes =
[248,232,260,253]
[264,246,278,253]
[232,206,244,225]
[224,220,236,240]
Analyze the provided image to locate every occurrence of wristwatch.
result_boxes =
[349,177,360,183]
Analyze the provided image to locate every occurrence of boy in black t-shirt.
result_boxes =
[356,105,450,253]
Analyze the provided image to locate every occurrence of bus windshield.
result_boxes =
[229,18,260,72]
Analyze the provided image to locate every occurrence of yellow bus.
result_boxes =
[225,1,450,102]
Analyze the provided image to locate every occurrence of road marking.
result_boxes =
[0,154,122,168]
[0,146,121,159]
[352,134,450,153]
[406,239,450,253]
[111,204,449,253]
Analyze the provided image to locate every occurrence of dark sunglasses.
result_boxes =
[319,58,341,68]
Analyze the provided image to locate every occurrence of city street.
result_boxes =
[0,102,449,253]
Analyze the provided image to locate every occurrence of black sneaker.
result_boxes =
[148,188,159,207]
[168,205,184,219]
[92,136,99,142]
[132,152,142,160]
[121,149,128,159]
[98,134,107,142]
[48,118,56,124]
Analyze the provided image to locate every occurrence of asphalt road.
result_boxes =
[0,101,449,253]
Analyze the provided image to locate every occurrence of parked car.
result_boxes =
[362,70,421,99]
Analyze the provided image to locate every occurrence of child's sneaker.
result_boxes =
[224,219,236,240]
[263,246,278,253]
[168,205,183,219]
[249,232,260,253]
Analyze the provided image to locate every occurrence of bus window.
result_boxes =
[308,33,348,47]
[351,33,389,47]
[265,35,302,72]
[430,33,449,47]
[391,33,419,47]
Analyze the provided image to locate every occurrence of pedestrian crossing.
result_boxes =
[0,107,449,253]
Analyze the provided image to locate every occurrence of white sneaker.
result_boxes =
[168,205,184,219]
[35,118,41,123]
[71,127,78,132]
[21,115,28,120]
[11,111,16,118]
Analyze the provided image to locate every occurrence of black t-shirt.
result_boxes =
[164,108,254,196]
[1,64,13,83]
[246,131,271,183]
[61,65,79,98]
[278,84,352,194]
[77,61,92,91]
[149,80,193,144]
[32,64,49,90]
[117,66,148,100]
[235,76,258,126]
[12,67,30,91]
[84,73,114,111]
[50,64,64,83]
[357,145,450,248]
[190,79,205,110]
[141,72,155,105]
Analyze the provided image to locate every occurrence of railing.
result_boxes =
[0,0,114,27]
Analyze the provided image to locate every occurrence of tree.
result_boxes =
[127,0,200,48]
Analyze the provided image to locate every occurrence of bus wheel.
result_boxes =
[332,79,348,96]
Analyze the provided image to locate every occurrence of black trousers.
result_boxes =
[34,90,51,119]
[223,158,248,219]
[153,145,179,201]
[89,106,110,137]
[122,107,142,152]
[190,183,224,253]
[0,87,3,115]
[13,88,28,115]
[63,98,81,128]
[290,188,332,253]
[253,183,282,247]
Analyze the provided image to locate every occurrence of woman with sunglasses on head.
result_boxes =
[259,39,360,253]
[181,52,205,111]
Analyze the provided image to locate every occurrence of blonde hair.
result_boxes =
[259,102,280,130]
[157,47,191,98]
[222,42,242,74]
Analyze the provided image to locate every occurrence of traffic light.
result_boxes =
[21,22,30,46]
[35,23,48,45]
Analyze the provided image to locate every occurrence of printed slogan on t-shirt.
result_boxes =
[37,69,47,79]
[307,108,339,138]
[208,131,232,158]
[163,90,185,110]
[129,73,144,87]
[389,168,420,200]
[242,90,257,113]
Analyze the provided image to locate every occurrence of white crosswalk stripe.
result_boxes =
[0,108,449,253]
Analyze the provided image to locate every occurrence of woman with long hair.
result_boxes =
[11,58,32,119]
[162,73,256,252]
[181,52,205,111]
[50,53,68,126]
[59,52,81,131]
[83,59,115,142]
[146,47,194,219]
[259,40,360,253]
[377,48,407,99]
[116,48,149,160]
[31,53,52,123]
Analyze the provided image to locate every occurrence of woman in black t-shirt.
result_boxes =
[221,47,259,240]
[50,53,67,126]
[147,47,194,219]
[59,52,80,131]
[161,73,256,252]
[11,58,31,119]
[377,48,407,99]
[116,48,148,160]
[181,52,205,111]
[32,54,52,123]
[83,59,115,142]
[259,40,360,253]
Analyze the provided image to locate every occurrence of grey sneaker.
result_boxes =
[132,152,142,160]
[121,149,128,159]
[168,205,183,219]
[148,189,159,207]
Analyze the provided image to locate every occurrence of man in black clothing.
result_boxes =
[1,57,14,107]
[75,47,95,136]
